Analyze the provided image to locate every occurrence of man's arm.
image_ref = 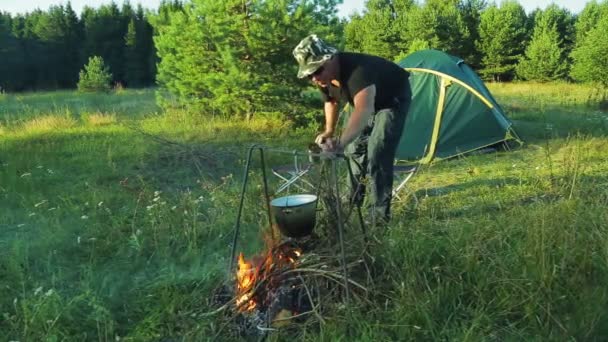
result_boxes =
[338,84,376,148]
[315,100,339,144]
[323,100,339,135]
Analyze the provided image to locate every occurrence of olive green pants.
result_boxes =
[345,94,410,223]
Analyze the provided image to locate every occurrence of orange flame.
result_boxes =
[235,246,303,313]
[236,253,257,311]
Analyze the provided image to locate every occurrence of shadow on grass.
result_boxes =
[413,174,608,221]
[0,121,304,190]
[508,107,608,143]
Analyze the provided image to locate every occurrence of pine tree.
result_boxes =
[151,0,342,118]
[124,18,146,87]
[570,14,608,87]
[458,0,487,68]
[63,3,85,87]
[573,1,608,46]
[515,4,574,81]
[77,56,113,92]
[533,4,575,63]
[82,3,129,85]
[344,0,407,60]
[406,38,430,54]
[477,0,528,81]
[15,10,50,90]
[404,0,470,58]
[136,4,156,86]
[516,17,568,81]
[0,12,22,91]
[23,4,82,89]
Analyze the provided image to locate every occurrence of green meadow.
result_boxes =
[1,83,607,340]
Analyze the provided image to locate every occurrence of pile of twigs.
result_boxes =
[206,236,374,339]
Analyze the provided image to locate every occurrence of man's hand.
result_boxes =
[315,131,333,146]
[319,137,343,159]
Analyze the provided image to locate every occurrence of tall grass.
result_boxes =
[1,83,607,340]
[488,81,608,109]
[0,88,159,128]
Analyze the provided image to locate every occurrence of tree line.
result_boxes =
[1,0,608,119]
[0,1,159,91]
[151,0,608,119]
[345,0,608,85]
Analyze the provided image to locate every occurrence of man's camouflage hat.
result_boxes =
[293,34,338,79]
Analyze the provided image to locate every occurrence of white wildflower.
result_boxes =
[77,236,81,244]
[44,289,54,297]
[154,190,162,197]
[28,212,36,217]
[34,286,43,296]
[146,204,156,210]
[171,206,177,210]
[98,201,104,207]
[81,215,89,220]
[153,197,160,202]
[48,207,56,211]
[17,224,25,228]
[47,169,54,175]
[20,173,31,178]
[36,165,43,169]
[34,200,47,207]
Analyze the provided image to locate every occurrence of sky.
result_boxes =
[0,0,590,17]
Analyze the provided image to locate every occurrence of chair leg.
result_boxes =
[392,172,414,198]
[275,170,310,194]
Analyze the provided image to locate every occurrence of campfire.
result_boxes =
[233,240,312,330]
[235,241,303,314]
[206,150,374,338]
[206,234,372,339]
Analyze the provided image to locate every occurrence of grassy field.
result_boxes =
[1,84,607,340]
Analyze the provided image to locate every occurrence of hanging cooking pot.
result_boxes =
[270,194,318,238]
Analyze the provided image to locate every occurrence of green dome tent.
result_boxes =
[396,49,521,163]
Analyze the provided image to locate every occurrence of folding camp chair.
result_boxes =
[392,164,418,202]
[271,153,314,194]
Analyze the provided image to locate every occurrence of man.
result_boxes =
[292,34,412,224]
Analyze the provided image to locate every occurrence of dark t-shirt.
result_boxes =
[320,52,410,111]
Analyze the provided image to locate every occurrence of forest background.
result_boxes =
[2,0,608,120]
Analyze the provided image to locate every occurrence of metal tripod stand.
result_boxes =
[227,144,367,304]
